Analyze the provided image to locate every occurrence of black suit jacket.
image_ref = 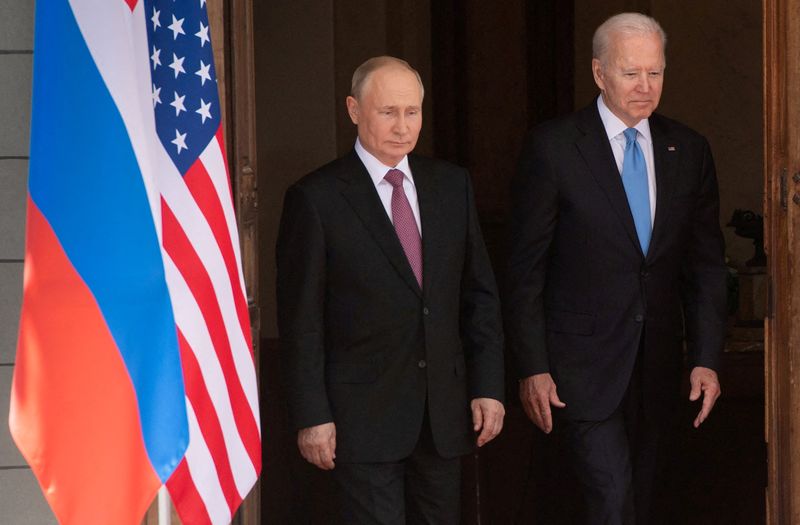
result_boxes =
[276,150,504,462]
[506,103,727,421]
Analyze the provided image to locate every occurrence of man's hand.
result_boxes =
[689,366,721,428]
[297,422,337,470]
[471,398,505,447]
[519,373,566,434]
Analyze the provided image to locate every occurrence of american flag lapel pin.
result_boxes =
[667,145,677,152]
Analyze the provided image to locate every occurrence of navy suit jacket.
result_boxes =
[506,103,727,421]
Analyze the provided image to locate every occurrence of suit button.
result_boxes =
[423,307,430,315]
[640,270,649,278]
[634,314,644,322]
[418,360,427,369]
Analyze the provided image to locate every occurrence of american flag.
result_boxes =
[146,0,261,522]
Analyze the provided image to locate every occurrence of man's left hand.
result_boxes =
[471,398,505,447]
[689,366,721,428]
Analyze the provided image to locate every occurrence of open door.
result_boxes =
[764,0,800,522]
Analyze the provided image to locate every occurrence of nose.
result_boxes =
[637,73,651,93]
[393,114,409,135]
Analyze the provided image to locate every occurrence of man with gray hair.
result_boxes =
[507,12,726,524]
[277,56,505,523]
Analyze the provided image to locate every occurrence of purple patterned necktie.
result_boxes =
[385,169,423,287]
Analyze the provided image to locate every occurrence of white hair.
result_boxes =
[593,12,667,65]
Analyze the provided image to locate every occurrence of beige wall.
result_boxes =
[0,0,58,522]
[574,1,763,267]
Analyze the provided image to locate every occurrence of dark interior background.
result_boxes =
[252,1,765,522]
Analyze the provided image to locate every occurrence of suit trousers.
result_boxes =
[331,411,462,525]
[558,338,675,525]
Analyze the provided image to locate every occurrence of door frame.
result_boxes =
[207,0,262,523]
[764,0,800,522]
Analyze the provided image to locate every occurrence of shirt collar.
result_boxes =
[355,138,414,187]
[596,95,652,144]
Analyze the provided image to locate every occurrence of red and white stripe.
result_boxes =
[162,132,261,524]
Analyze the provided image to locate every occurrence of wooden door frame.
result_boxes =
[221,0,261,523]
[764,0,800,523]
[208,0,262,523]
[227,0,260,523]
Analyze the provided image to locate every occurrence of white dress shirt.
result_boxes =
[596,95,657,225]
[355,138,422,235]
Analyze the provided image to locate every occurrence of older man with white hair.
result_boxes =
[507,12,727,524]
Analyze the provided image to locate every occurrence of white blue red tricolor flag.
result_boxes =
[8,0,261,524]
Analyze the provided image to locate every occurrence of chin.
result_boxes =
[630,105,654,115]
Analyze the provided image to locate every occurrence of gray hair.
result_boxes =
[350,56,425,101]
[592,12,667,65]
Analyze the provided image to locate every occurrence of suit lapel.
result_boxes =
[338,151,423,297]
[410,156,441,300]
[648,115,679,261]
[574,105,643,255]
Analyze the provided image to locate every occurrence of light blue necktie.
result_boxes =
[621,128,652,255]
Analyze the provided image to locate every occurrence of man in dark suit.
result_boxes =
[276,56,505,524]
[506,13,727,524]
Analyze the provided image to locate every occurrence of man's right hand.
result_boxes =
[519,373,566,434]
[297,422,337,470]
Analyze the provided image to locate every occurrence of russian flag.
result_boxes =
[8,0,259,523]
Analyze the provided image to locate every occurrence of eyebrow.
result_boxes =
[620,67,664,73]
[377,105,422,111]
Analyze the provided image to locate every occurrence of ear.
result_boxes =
[591,58,605,92]
[346,96,359,125]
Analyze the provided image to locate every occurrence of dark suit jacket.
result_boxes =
[276,150,504,463]
[506,102,727,422]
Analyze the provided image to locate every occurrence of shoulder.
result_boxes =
[531,112,580,140]
[409,153,469,185]
[288,153,358,196]
[534,110,584,137]
[296,154,353,185]
[515,111,588,175]
[649,112,709,148]
[521,107,590,155]
[409,153,465,174]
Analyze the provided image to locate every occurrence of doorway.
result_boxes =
[219,0,785,523]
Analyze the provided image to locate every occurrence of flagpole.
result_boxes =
[158,486,171,525]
